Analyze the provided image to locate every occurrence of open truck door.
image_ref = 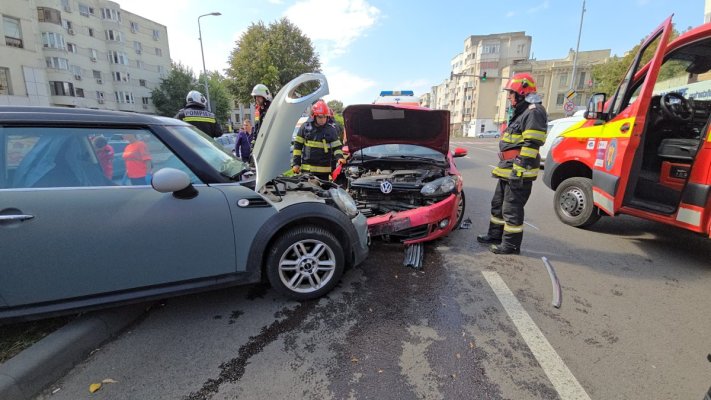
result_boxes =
[591,17,673,216]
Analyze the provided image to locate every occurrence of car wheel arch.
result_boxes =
[246,203,358,281]
[549,160,592,190]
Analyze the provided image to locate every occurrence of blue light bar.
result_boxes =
[379,90,414,96]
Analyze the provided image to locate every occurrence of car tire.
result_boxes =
[455,191,466,229]
[266,226,345,300]
[553,177,601,228]
[495,134,500,138]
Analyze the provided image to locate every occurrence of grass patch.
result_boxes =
[0,316,75,364]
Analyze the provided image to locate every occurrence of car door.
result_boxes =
[0,126,237,308]
[591,17,673,215]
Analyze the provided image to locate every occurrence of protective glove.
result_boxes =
[337,158,347,165]
[292,165,301,174]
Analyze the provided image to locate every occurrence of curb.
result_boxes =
[0,305,146,400]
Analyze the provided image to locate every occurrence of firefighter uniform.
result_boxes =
[482,93,547,253]
[292,119,344,180]
[175,105,222,138]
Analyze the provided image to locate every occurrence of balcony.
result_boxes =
[5,36,23,48]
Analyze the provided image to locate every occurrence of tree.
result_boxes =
[327,100,344,115]
[226,18,321,104]
[151,61,196,117]
[592,26,681,96]
[199,71,233,126]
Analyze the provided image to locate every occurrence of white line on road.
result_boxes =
[482,271,591,400]
[524,221,540,230]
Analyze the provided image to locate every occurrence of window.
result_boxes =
[88,28,94,37]
[130,21,139,33]
[61,0,71,12]
[482,44,500,54]
[133,41,142,53]
[78,4,94,16]
[67,42,77,53]
[96,91,104,100]
[100,8,121,22]
[155,48,162,56]
[3,16,23,48]
[92,70,101,79]
[108,50,128,65]
[76,88,85,97]
[152,29,160,40]
[89,48,98,61]
[70,65,81,77]
[115,91,134,104]
[139,79,146,87]
[559,74,568,86]
[0,67,11,95]
[46,57,69,70]
[576,71,586,90]
[41,32,65,49]
[37,7,62,25]
[105,30,122,42]
[142,97,149,105]
[1,127,197,188]
[136,60,143,69]
[157,65,165,75]
[556,93,565,106]
[49,81,75,96]
[62,20,73,30]
[113,72,130,82]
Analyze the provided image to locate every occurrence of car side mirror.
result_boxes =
[585,93,608,121]
[453,147,468,158]
[152,168,198,199]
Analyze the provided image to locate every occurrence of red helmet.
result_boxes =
[311,100,330,117]
[505,73,537,96]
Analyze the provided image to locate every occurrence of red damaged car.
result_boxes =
[342,104,468,245]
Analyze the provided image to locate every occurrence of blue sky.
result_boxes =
[117,0,705,106]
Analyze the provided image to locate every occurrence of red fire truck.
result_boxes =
[543,16,711,237]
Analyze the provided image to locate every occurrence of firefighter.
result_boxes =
[251,84,272,142]
[291,100,345,180]
[174,90,222,138]
[477,73,547,254]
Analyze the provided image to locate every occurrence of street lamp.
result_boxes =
[198,12,221,112]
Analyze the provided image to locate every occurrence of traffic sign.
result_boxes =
[565,89,576,100]
[564,100,575,113]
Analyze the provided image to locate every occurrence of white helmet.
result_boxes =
[186,90,207,106]
[251,84,272,101]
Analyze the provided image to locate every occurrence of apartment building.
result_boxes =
[0,0,170,113]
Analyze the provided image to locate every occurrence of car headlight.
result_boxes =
[329,188,359,218]
[421,176,457,197]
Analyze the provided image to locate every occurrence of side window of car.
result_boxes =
[0,127,200,189]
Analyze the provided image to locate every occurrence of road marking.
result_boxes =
[482,271,591,400]
[524,221,540,230]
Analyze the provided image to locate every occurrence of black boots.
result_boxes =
[476,234,501,244]
[489,244,520,255]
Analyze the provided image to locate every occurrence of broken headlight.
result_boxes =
[420,176,457,197]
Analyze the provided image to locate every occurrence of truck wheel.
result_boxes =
[266,226,345,300]
[455,191,466,228]
[553,177,601,228]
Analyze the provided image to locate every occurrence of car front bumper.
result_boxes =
[366,193,459,245]
[351,212,370,266]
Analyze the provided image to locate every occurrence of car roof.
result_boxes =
[0,106,187,126]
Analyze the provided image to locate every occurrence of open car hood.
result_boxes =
[252,73,329,190]
[343,104,450,155]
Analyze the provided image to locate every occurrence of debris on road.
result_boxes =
[459,218,472,229]
[541,257,562,308]
[403,243,424,269]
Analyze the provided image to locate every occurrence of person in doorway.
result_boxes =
[234,120,252,163]
[122,133,152,185]
[292,100,345,180]
[174,90,222,138]
[476,73,547,254]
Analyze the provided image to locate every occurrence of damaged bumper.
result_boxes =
[366,193,459,244]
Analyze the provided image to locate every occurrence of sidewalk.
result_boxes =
[0,306,146,400]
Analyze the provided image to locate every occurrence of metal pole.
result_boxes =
[570,0,586,95]
[197,12,221,112]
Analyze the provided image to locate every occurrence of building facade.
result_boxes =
[0,0,170,113]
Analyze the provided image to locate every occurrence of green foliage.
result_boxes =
[327,100,344,115]
[226,18,321,104]
[199,71,233,125]
[151,61,196,117]
[591,26,681,96]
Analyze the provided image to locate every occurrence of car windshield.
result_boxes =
[351,144,446,163]
[165,125,248,179]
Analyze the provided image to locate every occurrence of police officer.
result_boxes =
[175,90,222,138]
[477,73,547,254]
[292,100,345,180]
[251,83,272,140]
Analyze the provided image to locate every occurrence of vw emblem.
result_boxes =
[380,180,393,194]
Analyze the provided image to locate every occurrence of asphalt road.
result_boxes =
[36,138,711,400]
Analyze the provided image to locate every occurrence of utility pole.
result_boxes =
[570,0,586,101]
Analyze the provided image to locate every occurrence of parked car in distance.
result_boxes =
[539,110,586,163]
[0,73,369,322]
[215,133,238,155]
[478,130,500,138]
[342,104,467,244]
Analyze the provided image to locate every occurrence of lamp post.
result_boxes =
[198,12,221,111]
[569,0,586,106]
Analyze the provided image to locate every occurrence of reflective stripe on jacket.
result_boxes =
[175,104,222,138]
[492,102,547,181]
[292,119,343,173]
